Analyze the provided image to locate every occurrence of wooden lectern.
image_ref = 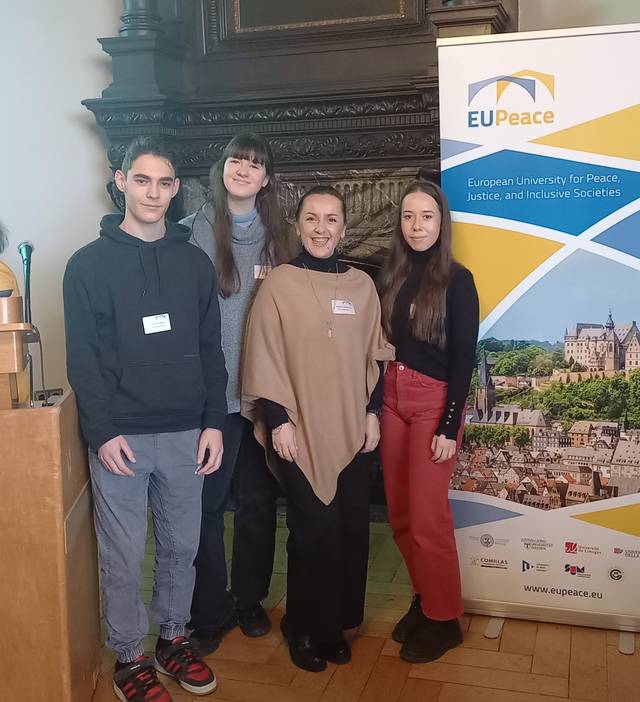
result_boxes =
[0,296,101,701]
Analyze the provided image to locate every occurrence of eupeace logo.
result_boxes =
[467,69,555,128]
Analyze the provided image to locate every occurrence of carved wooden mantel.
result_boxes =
[84,0,515,252]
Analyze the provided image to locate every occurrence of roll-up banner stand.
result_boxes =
[439,24,640,632]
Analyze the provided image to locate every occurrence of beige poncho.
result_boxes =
[241,264,395,505]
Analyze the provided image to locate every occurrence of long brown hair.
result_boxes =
[378,180,453,348]
[208,133,295,297]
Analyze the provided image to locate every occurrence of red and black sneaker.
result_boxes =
[113,656,171,702]
[154,636,217,696]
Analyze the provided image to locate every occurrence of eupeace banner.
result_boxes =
[439,24,640,630]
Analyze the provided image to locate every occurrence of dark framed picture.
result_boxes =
[235,0,406,32]
[211,0,422,43]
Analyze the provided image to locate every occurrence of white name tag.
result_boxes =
[254,265,272,280]
[332,299,356,315]
[142,313,171,334]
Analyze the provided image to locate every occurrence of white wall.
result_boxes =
[0,1,120,390]
[520,0,640,31]
[3,1,640,391]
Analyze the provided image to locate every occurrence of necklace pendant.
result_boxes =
[328,327,333,339]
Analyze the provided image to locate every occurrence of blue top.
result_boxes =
[231,209,258,229]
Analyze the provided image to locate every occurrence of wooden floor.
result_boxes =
[92,516,638,702]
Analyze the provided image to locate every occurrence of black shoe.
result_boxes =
[400,616,463,663]
[319,637,351,665]
[236,603,271,637]
[280,615,327,673]
[188,610,238,656]
[392,594,423,644]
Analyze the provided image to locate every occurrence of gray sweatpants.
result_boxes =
[88,429,203,662]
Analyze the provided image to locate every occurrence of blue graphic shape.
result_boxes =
[441,139,483,160]
[443,150,640,235]
[594,209,640,258]
[468,75,536,104]
[484,250,640,343]
[451,497,523,530]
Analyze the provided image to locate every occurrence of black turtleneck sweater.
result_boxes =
[390,249,479,439]
[261,248,384,430]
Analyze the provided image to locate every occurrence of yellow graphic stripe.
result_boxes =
[451,222,563,322]
[573,503,640,538]
[532,104,640,160]
[496,70,555,102]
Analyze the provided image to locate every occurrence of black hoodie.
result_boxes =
[63,214,227,449]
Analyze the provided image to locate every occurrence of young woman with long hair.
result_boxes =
[182,133,296,654]
[378,180,479,663]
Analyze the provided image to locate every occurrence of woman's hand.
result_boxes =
[362,412,381,453]
[272,421,298,463]
[431,433,457,464]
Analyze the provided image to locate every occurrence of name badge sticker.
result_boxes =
[142,313,171,334]
[254,265,272,280]
[331,299,356,315]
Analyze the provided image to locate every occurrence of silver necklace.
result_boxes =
[302,263,340,339]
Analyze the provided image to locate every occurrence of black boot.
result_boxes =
[188,610,238,656]
[236,602,271,637]
[392,594,423,644]
[319,636,351,665]
[400,614,463,663]
[280,615,327,672]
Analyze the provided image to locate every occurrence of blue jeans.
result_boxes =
[89,429,203,662]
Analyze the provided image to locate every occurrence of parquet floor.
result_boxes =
[91,516,639,702]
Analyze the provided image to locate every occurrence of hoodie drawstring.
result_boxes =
[138,245,163,298]
[155,247,162,293]
[138,246,149,297]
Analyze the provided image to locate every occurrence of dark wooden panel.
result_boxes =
[211,0,423,46]
[236,0,404,30]
[85,0,514,235]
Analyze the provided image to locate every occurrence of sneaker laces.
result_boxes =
[117,657,165,701]
[165,637,210,681]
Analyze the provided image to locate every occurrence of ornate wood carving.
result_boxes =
[429,0,509,37]
[86,86,440,175]
[179,167,425,267]
[86,0,515,232]
[119,0,164,36]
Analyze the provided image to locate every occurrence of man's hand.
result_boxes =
[431,433,457,464]
[196,428,224,475]
[98,435,136,476]
[362,413,380,453]
[272,422,298,463]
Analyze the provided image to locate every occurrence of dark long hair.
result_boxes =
[295,185,347,222]
[208,133,294,297]
[378,180,453,348]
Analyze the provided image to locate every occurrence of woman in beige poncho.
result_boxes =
[241,186,394,672]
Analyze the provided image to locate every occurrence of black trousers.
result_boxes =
[279,451,371,644]
[190,413,280,630]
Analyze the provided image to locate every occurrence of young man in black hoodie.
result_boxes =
[64,138,227,702]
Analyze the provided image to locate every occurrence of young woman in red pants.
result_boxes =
[378,179,479,663]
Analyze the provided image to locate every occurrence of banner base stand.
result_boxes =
[618,631,635,655]
[464,599,640,632]
[484,617,505,639]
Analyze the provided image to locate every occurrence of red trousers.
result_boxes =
[380,362,463,620]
